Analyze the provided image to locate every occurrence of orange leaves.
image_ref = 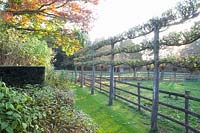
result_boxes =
[1,0,99,55]
[22,0,39,9]
[2,12,13,22]
[70,2,81,13]
[2,0,100,32]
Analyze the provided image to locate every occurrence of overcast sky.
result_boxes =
[89,0,182,41]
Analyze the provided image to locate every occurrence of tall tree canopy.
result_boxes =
[0,0,99,55]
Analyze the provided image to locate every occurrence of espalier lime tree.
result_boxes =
[74,0,200,132]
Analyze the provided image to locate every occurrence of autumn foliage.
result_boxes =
[0,0,99,55]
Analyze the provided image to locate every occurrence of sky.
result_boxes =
[89,0,182,41]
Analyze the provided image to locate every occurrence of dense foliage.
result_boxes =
[0,82,42,132]
[0,28,52,66]
[0,70,98,133]
[53,48,75,70]
[0,0,99,55]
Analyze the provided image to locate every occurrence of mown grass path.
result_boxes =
[71,84,150,133]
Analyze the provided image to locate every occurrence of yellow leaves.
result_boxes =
[56,37,62,45]
[21,15,29,26]
[36,15,46,21]
[4,0,99,32]
[60,37,82,56]
[1,0,98,57]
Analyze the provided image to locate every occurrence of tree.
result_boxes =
[180,39,200,58]
[0,0,99,55]
[53,47,75,69]
[117,40,143,75]
[73,0,200,130]
[0,28,52,66]
[182,56,200,74]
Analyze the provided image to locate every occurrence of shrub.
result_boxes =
[45,68,70,89]
[0,69,98,133]
[0,28,52,67]
[0,82,43,133]
[22,84,98,132]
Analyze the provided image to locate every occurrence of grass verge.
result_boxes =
[70,84,150,133]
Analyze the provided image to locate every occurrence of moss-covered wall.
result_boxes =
[0,66,45,87]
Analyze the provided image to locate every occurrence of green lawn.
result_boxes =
[69,81,200,132]
[116,81,200,131]
[70,84,150,133]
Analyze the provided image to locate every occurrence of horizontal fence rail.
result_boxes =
[68,70,200,82]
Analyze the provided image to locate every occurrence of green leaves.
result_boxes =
[0,68,98,132]
[0,82,43,132]
[1,122,8,130]
[0,28,52,66]
[1,122,14,133]
[5,103,15,110]
[6,111,13,115]
[22,123,27,129]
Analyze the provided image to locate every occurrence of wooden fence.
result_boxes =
[73,72,200,133]
[68,70,200,82]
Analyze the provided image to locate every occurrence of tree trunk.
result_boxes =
[151,23,160,131]
[132,67,136,78]
[91,48,95,94]
[109,43,115,106]
[160,69,164,80]
[173,67,177,81]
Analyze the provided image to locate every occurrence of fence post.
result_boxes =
[175,95,178,100]
[91,65,95,95]
[74,66,77,84]
[80,72,81,86]
[83,73,85,85]
[151,21,160,131]
[81,65,84,87]
[133,67,136,78]
[71,72,74,82]
[185,90,190,133]
[118,72,120,81]
[100,71,102,92]
[114,77,116,99]
[173,67,177,81]
[137,82,141,111]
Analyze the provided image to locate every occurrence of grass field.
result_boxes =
[70,84,150,133]
[69,82,199,132]
[113,81,200,131]
[61,70,200,131]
